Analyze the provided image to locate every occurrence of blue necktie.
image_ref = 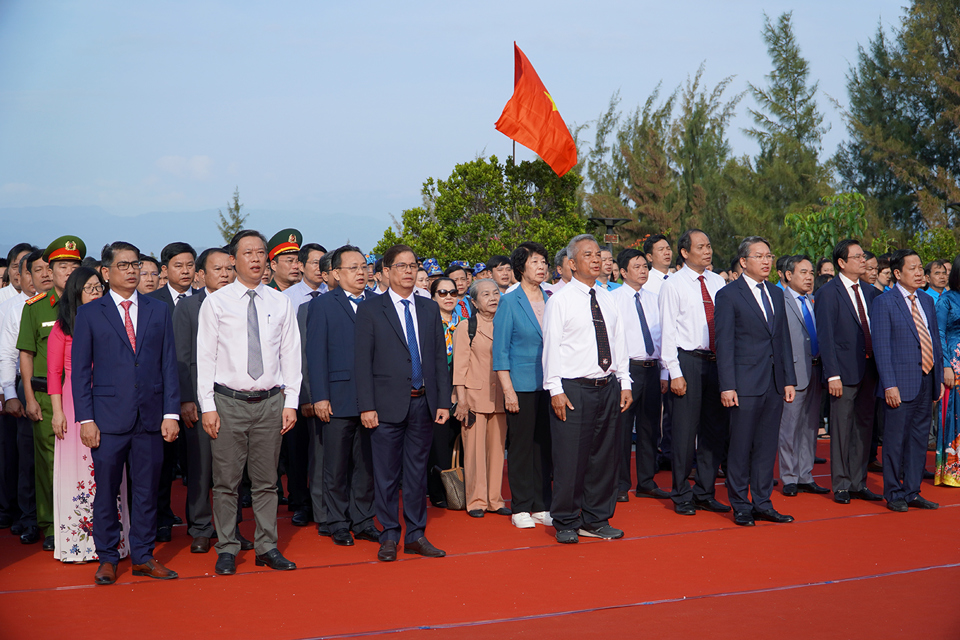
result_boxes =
[635,292,654,356]
[348,293,364,303]
[757,283,774,331]
[799,294,819,356]
[401,300,423,389]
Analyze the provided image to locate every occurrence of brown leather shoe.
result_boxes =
[94,562,117,585]
[131,559,178,580]
[190,536,211,554]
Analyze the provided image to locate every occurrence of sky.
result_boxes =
[0,1,908,259]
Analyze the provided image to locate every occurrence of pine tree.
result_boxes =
[217,187,248,244]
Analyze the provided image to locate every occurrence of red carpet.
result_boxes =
[1,441,958,639]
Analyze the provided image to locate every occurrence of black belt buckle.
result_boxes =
[811,356,821,366]
[245,394,264,404]
[411,387,425,397]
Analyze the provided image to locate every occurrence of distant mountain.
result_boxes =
[0,205,391,259]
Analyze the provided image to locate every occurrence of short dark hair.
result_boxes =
[949,255,960,292]
[775,254,789,274]
[160,242,196,266]
[197,247,229,272]
[815,257,833,275]
[430,276,456,297]
[228,230,268,258]
[554,247,568,270]
[298,243,327,265]
[374,258,384,274]
[6,243,38,268]
[864,250,877,262]
[330,245,363,270]
[678,229,707,257]
[24,250,44,273]
[877,255,891,271]
[616,248,645,271]
[382,244,415,268]
[832,239,861,268]
[889,249,920,281]
[510,242,550,281]
[487,255,511,271]
[924,259,947,276]
[444,264,467,278]
[813,273,833,293]
[729,255,742,273]
[737,236,770,262]
[80,256,100,270]
[783,254,811,275]
[643,234,669,256]
[140,255,160,272]
[318,253,333,272]
[101,241,141,267]
[57,266,104,337]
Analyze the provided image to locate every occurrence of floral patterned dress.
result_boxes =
[935,291,960,487]
[48,323,130,562]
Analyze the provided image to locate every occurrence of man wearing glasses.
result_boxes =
[815,239,884,504]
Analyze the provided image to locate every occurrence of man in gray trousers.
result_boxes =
[778,255,829,496]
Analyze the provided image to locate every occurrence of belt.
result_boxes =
[410,387,425,397]
[30,376,48,393]
[630,359,659,368]
[568,374,615,387]
[214,383,282,403]
[680,349,716,362]
[811,356,821,366]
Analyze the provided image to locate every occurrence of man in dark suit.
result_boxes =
[73,241,181,585]
[147,241,199,542]
[307,245,380,547]
[355,244,451,562]
[814,239,883,504]
[716,236,796,527]
[871,249,944,511]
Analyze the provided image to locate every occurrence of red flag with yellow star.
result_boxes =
[495,43,577,177]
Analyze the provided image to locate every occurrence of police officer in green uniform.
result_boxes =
[267,229,303,291]
[17,235,85,550]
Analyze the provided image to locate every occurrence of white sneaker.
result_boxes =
[511,512,536,529]
[531,511,553,527]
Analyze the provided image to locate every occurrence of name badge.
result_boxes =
[41,321,56,327]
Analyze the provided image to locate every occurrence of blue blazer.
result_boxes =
[715,277,796,395]
[814,275,880,385]
[355,290,451,423]
[147,286,202,318]
[72,294,180,434]
[872,287,943,402]
[306,287,378,417]
[492,287,548,392]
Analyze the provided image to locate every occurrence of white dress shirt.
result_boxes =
[837,272,870,326]
[642,269,669,296]
[0,291,28,400]
[541,277,631,396]
[388,287,420,346]
[897,283,930,331]
[0,285,19,305]
[196,280,302,413]
[740,273,773,321]
[167,283,192,307]
[613,283,669,381]
[283,280,322,313]
[414,287,430,298]
[659,265,725,379]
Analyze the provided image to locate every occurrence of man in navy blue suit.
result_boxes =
[307,245,380,548]
[814,239,883,504]
[355,244,451,562]
[73,241,181,585]
[871,249,944,512]
[715,236,796,527]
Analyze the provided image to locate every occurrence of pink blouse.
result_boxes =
[46,323,71,396]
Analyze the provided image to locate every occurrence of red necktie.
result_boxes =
[698,275,716,353]
[851,284,872,357]
[120,300,136,352]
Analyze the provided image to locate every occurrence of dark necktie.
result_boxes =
[175,293,186,305]
[590,289,612,371]
[757,282,774,331]
[308,290,320,299]
[851,284,873,357]
[401,300,423,388]
[635,291,654,356]
[698,275,716,352]
[798,295,819,356]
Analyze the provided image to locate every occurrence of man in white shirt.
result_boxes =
[613,249,669,503]
[642,234,672,296]
[659,229,731,516]
[546,247,573,294]
[542,234,632,544]
[198,230,302,575]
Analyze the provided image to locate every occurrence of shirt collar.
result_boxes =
[741,273,762,290]
[838,272,858,290]
[568,277,595,295]
[109,289,138,306]
[231,279,263,299]
[168,283,191,300]
[680,264,706,282]
[388,287,415,306]
[896,282,918,300]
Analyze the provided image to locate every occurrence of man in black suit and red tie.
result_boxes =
[354,244,451,562]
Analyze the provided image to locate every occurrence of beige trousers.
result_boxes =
[462,412,507,512]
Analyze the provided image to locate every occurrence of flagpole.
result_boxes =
[512,140,515,163]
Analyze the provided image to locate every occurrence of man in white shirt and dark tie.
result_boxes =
[658,229,731,517]
[612,249,669,503]
[542,234,632,544]
[197,230,302,576]
[641,234,672,297]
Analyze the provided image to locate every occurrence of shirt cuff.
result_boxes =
[80,420,93,424]
[667,364,683,379]
[2,386,16,400]
[163,414,179,421]
[827,376,840,382]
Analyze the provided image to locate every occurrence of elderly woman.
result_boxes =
[452,278,510,517]
[492,242,554,529]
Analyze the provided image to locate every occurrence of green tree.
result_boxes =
[217,187,247,244]
[784,193,867,260]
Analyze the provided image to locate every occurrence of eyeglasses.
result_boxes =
[82,284,104,294]
[389,262,417,272]
[435,289,457,297]
[113,261,142,272]
[747,254,776,262]
[140,271,159,278]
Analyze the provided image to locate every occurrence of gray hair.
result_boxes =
[468,277,498,300]
[737,236,770,261]
[554,247,568,269]
[566,234,599,261]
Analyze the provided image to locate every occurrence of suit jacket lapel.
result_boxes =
[517,290,544,338]
[785,291,808,338]
[381,293,407,346]
[334,289,356,322]
[135,298,153,357]
[415,296,431,359]
[738,278,770,333]
[835,278,863,326]
[100,298,134,354]
[895,290,921,342]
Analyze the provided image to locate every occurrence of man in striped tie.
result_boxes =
[871,249,944,512]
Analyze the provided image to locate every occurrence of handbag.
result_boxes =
[440,434,466,510]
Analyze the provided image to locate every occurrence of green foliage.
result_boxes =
[217,187,247,244]
[373,156,584,265]
[868,229,898,256]
[784,193,867,260]
[912,227,960,265]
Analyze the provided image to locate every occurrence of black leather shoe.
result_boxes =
[332,529,355,546]
[887,499,908,512]
[378,540,397,562]
[155,526,172,543]
[694,498,732,513]
[636,487,670,499]
[42,535,55,551]
[851,487,883,501]
[404,536,445,558]
[353,527,381,543]
[923,469,935,480]
[616,490,630,503]
[237,530,254,551]
[317,523,331,537]
[190,536,211,554]
[255,548,296,570]
[491,507,511,516]
[908,495,939,509]
[430,497,448,509]
[674,502,696,516]
[291,510,311,527]
[867,460,883,473]
[834,490,850,504]
[467,509,484,518]
[240,494,252,509]
[10,522,25,536]
[797,482,830,494]
[782,483,798,497]
[752,508,794,523]
[215,553,236,575]
[733,511,755,526]
[814,456,827,464]
[172,515,183,525]
[19,525,40,544]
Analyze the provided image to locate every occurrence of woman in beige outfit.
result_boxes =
[452,279,510,518]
